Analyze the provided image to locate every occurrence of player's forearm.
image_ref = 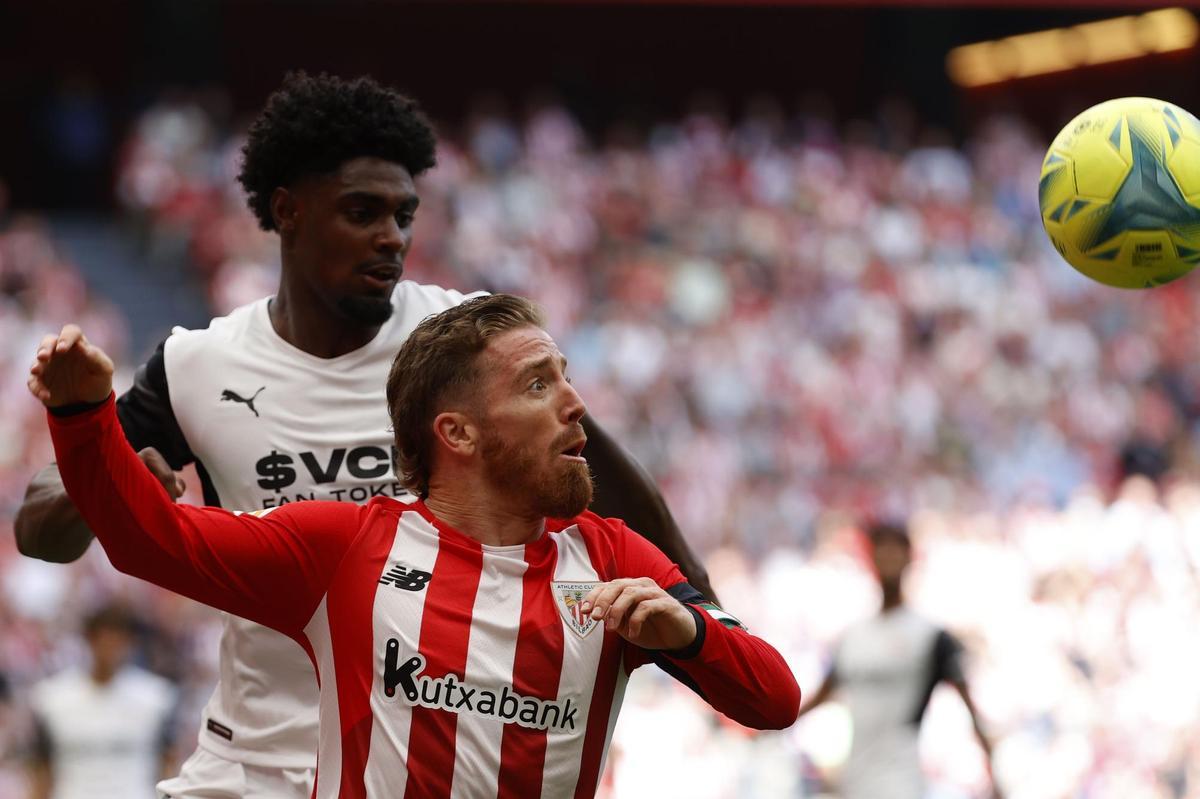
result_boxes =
[797,673,837,718]
[971,713,996,759]
[49,396,214,598]
[46,396,321,634]
[665,611,800,730]
[14,464,96,563]
[581,416,715,599]
[955,683,997,759]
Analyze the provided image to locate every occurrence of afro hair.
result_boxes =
[238,71,438,231]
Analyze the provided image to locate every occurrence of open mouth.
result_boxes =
[361,263,402,290]
[559,438,587,462]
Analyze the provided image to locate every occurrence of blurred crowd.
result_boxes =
[3,92,1200,796]
[111,93,1200,549]
[0,194,222,797]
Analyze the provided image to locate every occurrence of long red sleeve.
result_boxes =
[608,518,800,730]
[659,605,801,730]
[47,396,361,639]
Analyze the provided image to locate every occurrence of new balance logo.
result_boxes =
[383,640,580,731]
[220,387,266,417]
[378,563,432,591]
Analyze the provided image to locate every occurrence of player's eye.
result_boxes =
[530,378,547,392]
[395,211,415,227]
[347,207,372,224]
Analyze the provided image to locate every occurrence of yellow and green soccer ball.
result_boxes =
[1039,97,1200,288]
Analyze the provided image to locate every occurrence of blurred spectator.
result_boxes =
[794,520,999,799]
[27,604,177,799]
[0,211,220,795]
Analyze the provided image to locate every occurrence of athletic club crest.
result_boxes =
[552,582,600,639]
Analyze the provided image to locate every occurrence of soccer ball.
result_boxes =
[1039,97,1200,288]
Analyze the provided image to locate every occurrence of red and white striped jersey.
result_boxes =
[49,398,800,798]
[118,281,483,769]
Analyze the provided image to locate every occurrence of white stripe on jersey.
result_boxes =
[600,662,632,784]
[541,525,603,799]
[450,547,529,798]
[364,510,440,798]
[305,598,341,799]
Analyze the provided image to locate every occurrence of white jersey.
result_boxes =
[831,607,964,799]
[115,281,480,768]
[30,666,176,799]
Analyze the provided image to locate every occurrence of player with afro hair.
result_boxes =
[238,71,437,232]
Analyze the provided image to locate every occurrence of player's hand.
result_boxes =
[138,448,186,500]
[580,578,697,651]
[27,325,114,408]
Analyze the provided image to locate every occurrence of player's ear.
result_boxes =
[432,411,478,457]
[271,187,298,240]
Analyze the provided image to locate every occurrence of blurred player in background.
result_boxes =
[797,521,1001,799]
[14,72,712,799]
[28,604,177,799]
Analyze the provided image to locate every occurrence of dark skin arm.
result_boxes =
[15,463,94,563]
[581,414,716,602]
[796,670,838,719]
[952,679,1004,799]
[14,450,185,563]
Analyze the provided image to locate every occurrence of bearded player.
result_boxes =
[29,295,798,798]
[14,73,714,799]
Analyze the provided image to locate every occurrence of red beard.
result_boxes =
[480,428,594,519]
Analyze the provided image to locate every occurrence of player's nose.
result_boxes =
[375,216,407,254]
[561,381,586,424]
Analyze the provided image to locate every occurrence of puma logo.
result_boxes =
[220,387,266,417]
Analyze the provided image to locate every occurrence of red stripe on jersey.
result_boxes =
[496,538,563,798]
[403,531,484,798]
[573,522,622,798]
[326,507,396,799]
[573,632,622,798]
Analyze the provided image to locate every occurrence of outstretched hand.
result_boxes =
[580,578,697,651]
[27,325,114,408]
